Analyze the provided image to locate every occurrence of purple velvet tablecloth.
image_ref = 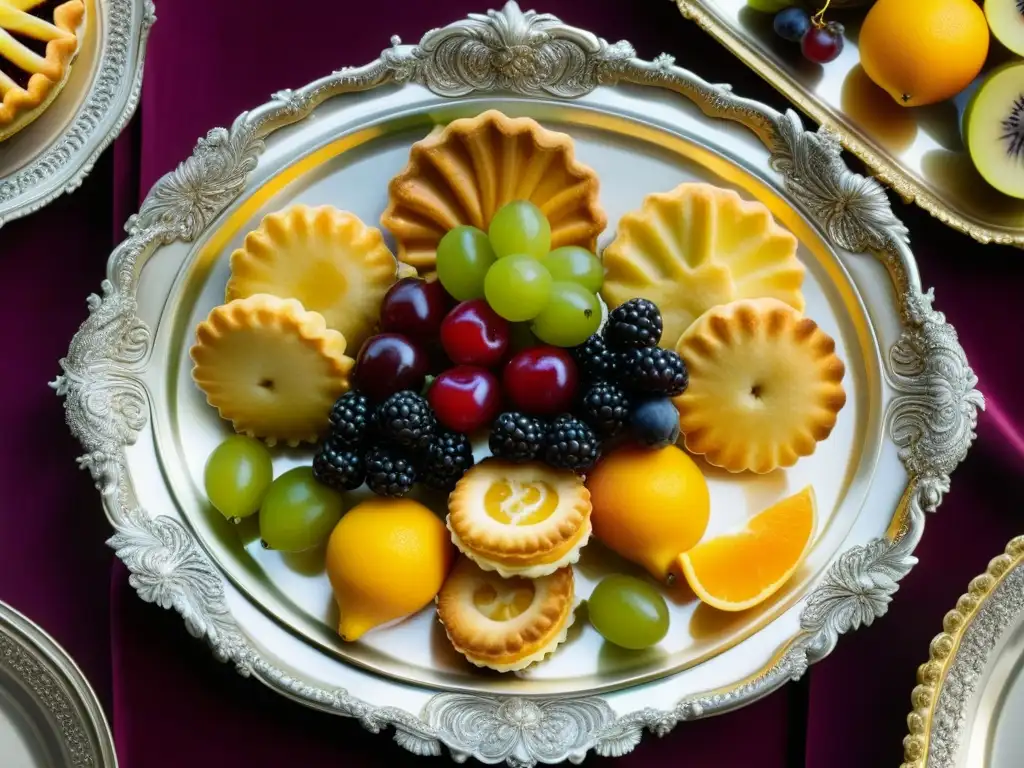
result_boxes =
[2,1,1022,765]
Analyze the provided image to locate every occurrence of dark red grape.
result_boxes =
[428,366,501,433]
[354,333,429,402]
[379,277,452,340]
[502,346,579,416]
[440,299,510,368]
[801,22,844,63]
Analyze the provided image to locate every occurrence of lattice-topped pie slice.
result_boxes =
[0,0,85,140]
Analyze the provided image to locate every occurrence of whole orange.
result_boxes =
[859,0,989,107]
[585,445,710,582]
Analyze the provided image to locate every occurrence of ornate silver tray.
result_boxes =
[0,0,155,228]
[903,536,1024,768]
[0,600,116,767]
[53,3,984,764]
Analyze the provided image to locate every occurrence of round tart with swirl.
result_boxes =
[380,109,606,273]
[447,459,592,579]
[437,556,576,672]
[0,0,85,142]
[674,298,846,474]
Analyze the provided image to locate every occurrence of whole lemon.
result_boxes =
[585,445,710,582]
[325,498,453,642]
[859,0,989,107]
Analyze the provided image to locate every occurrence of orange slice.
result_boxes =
[678,486,816,612]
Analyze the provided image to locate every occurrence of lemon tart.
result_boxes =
[602,182,805,348]
[447,459,592,579]
[190,294,355,447]
[0,0,85,142]
[437,556,576,672]
[674,298,846,473]
[226,205,397,354]
[380,110,606,273]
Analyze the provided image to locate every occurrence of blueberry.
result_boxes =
[629,398,681,449]
[773,7,811,42]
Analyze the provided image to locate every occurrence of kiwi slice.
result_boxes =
[985,0,1024,57]
[965,62,1024,199]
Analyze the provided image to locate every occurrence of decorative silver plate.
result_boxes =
[903,536,1024,768]
[0,0,155,228]
[0,600,115,767]
[52,3,984,765]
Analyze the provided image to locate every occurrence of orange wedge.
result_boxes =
[678,486,816,612]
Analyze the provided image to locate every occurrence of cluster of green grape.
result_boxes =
[204,435,344,552]
[435,200,604,348]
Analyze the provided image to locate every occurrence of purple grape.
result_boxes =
[773,7,811,42]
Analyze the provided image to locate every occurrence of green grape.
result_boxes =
[488,200,551,259]
[587,574,669,650]
[541,246,604,293]
[483,254,552,321]
[204,435,273,522]
[436,226,496,301]
[530,282,601,347]
[259,467,344,552]
[746,0,789,12]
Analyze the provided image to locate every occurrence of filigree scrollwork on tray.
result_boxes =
[51,3,986,766]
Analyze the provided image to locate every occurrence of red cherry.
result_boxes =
[354,333,429,402]
[380,277,452,340]
[440,299,510,368]
[502,346,579,416]
[428,366,502,433]
[801,23,844,64]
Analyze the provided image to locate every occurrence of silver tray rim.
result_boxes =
[902,536,1024,768]
[52,3,984,764]
[0,0,156,228]
[0,600,116,768]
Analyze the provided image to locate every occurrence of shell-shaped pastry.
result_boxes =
[190,294,354,446]
[674,298,846,474]
[380,110,607,272]
[226,205,397,354]
[447,459,592,579]
[602,183,805,348]
[437,556,576,673]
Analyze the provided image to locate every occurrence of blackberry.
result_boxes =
[604,298,663,350]
[572,333,619,382]
[312,437,366,491]
[422,430,475,491]
[328,391,373,446]
[577,381,630,438]
[365,446,417,497]
[375,391,436,452]
[544,414,601,472]
[489,412,547,462]
[619,347,688,396]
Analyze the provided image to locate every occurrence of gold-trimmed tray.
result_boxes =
[676,0,1024,248]
[903,536,1024,768]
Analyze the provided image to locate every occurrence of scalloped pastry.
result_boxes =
[601,183,805,348]
[447,459,592,579]
[0,0,85,141]
[674,298,846,473]
[437,556,576,672]
[226,205,397,354]
[190,294,354,446]
[380,109,607,272]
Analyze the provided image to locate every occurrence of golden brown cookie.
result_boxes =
[447,459,592,579]
[602,183,805,348]
[674,298,846,473]
[226,205,397,354]
[380,110,606,272]
[437,556,575,672]
[190,294,354,446]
